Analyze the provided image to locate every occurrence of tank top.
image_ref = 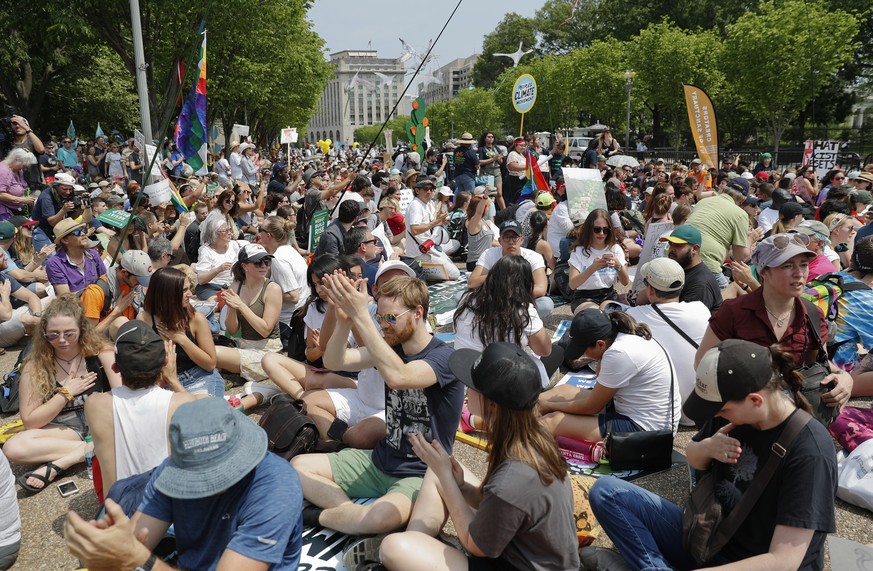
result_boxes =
[111,385,173,481]
[237,281,280,341]
[150,320,198,373]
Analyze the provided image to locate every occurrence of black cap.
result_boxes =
[499,220,522,236]
[564,309,614,361]
[779,201,804,219]
[114,321,166,381]
[448,342,541,410]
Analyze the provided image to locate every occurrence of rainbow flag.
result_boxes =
[167,178,190,213]
[175,33,207,175]
[519,148,550,202]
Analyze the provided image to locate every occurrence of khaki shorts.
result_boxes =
[328,448,422,501]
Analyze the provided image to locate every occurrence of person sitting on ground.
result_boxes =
[4,294,121,494]
[292,274,464,536]
[0,219,49,296]
[567,209,629,312]
[651,224,722,312]
[464,194,497,272]
[468,220,553,318]
[45,218,107,296]
[829,236,873,386]
[214,243,283,390]
[192,216,248,300]
[375,343,579,571]
[315,199,361,258]
[0,248,46,350]
[66,397,305,570]
[540,309,680,442]
[344,225,383,295]
[84,320,196,494]
[584,340,836,571]
[455,256,553,433]
[81,250,153,335]
[794,220,838,279]
[139,267,224,396]
[618,258,711,425]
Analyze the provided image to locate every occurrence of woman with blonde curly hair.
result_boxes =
[3,294,120,494]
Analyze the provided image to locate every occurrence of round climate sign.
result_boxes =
[512,74,537,114]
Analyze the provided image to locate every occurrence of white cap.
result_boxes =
[374,260,415,284]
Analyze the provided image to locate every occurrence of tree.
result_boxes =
[723,0,858,154]
[426,89,505,144]
[534,0,609,54]
[470,13,538,89]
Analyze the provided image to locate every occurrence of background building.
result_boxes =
[418,54,479,103]
[309,50,410,145]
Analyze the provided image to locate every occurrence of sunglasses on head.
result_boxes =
[592,226,610,234]
[772,232,809,250]
[44,331,79,342]
[375,307,412,325]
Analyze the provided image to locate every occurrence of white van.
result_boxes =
[565,136,594,161]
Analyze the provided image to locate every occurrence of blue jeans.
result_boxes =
[590,477,725,571]
[178,366,225,397]
[535,296,554,319]
[454,173,476,198]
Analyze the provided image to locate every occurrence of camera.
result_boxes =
[71,194,91,210]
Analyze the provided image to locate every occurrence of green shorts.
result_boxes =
[328,448,423,502]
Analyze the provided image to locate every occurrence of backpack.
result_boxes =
[445,209,468,248]
[618,209,646,236]
[81,277,114,321]
[801,272,871,344]
[257,395,319,460]
[0,339,32,414]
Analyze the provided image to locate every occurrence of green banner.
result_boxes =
[308,209,330,251]
[96,209,131,229]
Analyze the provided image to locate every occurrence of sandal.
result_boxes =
[18,462,65,495]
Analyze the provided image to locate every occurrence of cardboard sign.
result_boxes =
[142,178,173,206]
[280,127,298,144]
[802,139,839,181]
[307,209,330,252]
[397,187,414,214]
[632,220,674,292]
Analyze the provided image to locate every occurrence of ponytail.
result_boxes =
[608,311,652,341]
[767,346,813,414]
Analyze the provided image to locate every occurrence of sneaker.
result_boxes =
[459,404,476,434]
[342,536,384,570]
[244,381,281,401]
[301,502,323,528]
[579,547,632,571]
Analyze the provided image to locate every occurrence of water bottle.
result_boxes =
[84,435,94,480]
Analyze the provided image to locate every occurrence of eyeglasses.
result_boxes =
[834,176,845,181]
[63,140,72,144]
[216,228,231,235]
[772,232,809,250]
[375,308,413,324]
[592,226,610,234]
[44,331,79,342]
[361,239,378,246]
[500,233,523,242]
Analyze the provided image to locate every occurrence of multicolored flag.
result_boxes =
[519,148,550,202]
[175,32,207,175]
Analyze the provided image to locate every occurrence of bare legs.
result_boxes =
[4,427,87,489]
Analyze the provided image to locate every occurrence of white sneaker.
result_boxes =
[579,546,632,571]
[243,381,281,401]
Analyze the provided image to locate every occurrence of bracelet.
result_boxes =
[25,130,32,135]
[56,387,74,402]
[740,283,750,291]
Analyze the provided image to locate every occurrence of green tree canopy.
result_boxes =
[471,13,538,89]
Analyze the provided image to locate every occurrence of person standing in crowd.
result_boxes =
[377,343,579,571]
[452,132,480,196]
[6,115,45,189]
[57,136,78,171]
[4,295,120,494]
[686,187,750,289]
[504,137,528,205]
[477,131,504,209]
[31,172,92,252]
[66,398,304,570]
[126,142,143,187]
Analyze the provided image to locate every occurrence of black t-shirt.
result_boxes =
[267,179,287,195]
[452,146,479,178]
[693,413,836,570]
[682,262,722,313]
[373,336,464,477]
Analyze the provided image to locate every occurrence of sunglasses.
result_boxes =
[71,228,87,237]
[44,331,79,342]
[592,226,610,234]
[223,198,235,204]
[772,233,809,250]
[247,258,272,267]
[361,239,378,246]
[375,307,413,325]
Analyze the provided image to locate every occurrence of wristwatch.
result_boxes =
[133,554,156,571]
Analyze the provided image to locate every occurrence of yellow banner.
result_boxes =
[683,85,718,169]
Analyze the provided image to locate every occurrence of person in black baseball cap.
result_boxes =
[585,338,836,570]
[378,342,580,570]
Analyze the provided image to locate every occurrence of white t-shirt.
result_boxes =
[454,302,550,387]
[404,197,436,257]
[546,201,574,256]
[624,302,710,425]
[757,207,779,234]
[230,152,242,180]
[598,333,680,432]
[303,302,327,332]
[0,452,20,547]
[476,246,545,272]
[193,240,246,287]
[271,245,310,322]
[568,244,626,290]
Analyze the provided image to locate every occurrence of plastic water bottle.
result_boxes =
[84,435,94,480]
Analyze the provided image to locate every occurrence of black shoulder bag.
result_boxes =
[604,340,676,471]
[796,298,838,427]
[652,304,699,349]
[682,410,812,564]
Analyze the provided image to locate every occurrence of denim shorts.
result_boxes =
[178,366,225,397]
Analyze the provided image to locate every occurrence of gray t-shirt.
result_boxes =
[465,224,494,265]
[469,460,579,571]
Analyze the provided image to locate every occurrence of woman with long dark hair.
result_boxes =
[586,341,836,570]
[375,343,579,571]
[140,267,224,396]
[526,210,555,286]
[815,169,846,207]
[540,309,679,442]
[478,131,505,210]
[202,188,241,240]
[567,209,629,311]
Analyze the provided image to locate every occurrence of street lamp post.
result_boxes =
[624,70,635,151]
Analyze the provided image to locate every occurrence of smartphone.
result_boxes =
[58,480,79,497]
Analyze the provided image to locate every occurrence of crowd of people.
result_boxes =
[0,115,871,570]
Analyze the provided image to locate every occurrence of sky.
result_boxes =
[308,1,541,68]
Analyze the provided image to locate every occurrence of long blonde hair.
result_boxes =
[24,294,109,403]
[11,228,34,265]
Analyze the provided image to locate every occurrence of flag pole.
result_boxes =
[130,0,153,144]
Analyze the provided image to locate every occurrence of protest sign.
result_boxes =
[511,74,537,135]
[802,139,839,181]
[562,168,606,222]
[308,209,330,251]
[96,209,131,229]
[142,178,173,206]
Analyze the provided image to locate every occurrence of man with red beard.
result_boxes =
[291,274,463,541]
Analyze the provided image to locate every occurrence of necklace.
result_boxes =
[55,355,82,379]
[55,351,81,365]
[765,305,792,328]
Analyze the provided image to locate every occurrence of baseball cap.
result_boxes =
[778,202,804,220]
[750,233,814,273]
[796,219,830,240]
[238,243,273,264]
[683,339,774,425]
[119,250,154,287]
[853,189,872,205]
[0,222,15,241]
[659,224,702,247]
[740,172,754,180]
[691,158,703,165]
[499,220,522,236]
[564,308,614,361]
[114,320,166,381]
[448,342,541,410]
[742,196,760,207]
[760,152,772,159]
[154,398,267,499]
[438,186,453,197]
[639,258,685,293]
[8,215,37,229]
[846,171,861,180]
[727,177,750,196]
[755,171,770,181]
[52,172,77,187]
[374,260,416,284]
[535,193,556,208]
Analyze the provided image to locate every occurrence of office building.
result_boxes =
[418,54,479,103]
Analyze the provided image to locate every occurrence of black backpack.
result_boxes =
[0,339,30,414]
[257,395,319,460]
